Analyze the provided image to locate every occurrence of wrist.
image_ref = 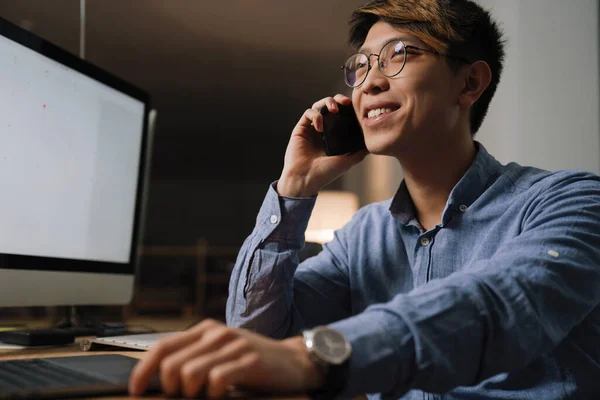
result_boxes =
[276,174,318,198]
[282,336,326,391]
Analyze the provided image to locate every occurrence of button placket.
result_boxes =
[413,236,431,285]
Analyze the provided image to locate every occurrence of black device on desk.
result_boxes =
[0,329,77,346]
[0,324,131,346]
[0,355,160,400]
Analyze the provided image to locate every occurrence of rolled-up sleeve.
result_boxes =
[226,182,353,338]
[329,175,600,398]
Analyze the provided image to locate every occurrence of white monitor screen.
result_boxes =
[0,34,145,264]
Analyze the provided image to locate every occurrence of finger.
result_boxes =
[180,338,252,399]
[333,93,352,105]
[311,96,337,113]
[298,108,324,132]
[159,325,237,396]
[129,319,220,395]
[205,353,260,400]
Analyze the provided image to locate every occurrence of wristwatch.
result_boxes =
[303,326,352,398]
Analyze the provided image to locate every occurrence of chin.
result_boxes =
[364,129,408,157]
[364,137,397,157]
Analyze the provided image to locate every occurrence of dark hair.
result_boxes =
[349,0,506,135]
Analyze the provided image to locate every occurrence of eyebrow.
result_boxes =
[358,36,420,54]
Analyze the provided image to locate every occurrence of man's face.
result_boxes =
[351,21,464,157]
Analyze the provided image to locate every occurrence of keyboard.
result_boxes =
[0,354,154,400]
[85,331,178,351]
[0,358,107,392]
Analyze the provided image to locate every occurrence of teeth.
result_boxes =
[367,107,393,119]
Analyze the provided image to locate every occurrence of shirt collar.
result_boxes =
[389,142,503,228]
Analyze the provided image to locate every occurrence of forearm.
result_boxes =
[329,271,586,398]
[227,181,357,339]
[227,243,306,337]
[330,230,600,398]
[226,183,316,337]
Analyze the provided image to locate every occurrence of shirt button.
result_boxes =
[420,237,431,246]
[270,215,278,224]
[459,204,468,212]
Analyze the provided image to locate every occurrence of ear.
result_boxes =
[458,60,492,109]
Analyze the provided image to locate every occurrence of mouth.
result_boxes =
[365,106,400,119]
[362,104,401,126]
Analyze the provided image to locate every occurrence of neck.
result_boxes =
[397,132,476,231]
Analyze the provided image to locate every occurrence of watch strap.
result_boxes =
[308,357,350,400]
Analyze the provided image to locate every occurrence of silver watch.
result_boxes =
[303,326,352,367]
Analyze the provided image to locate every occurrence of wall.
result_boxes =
[477,0,600,174]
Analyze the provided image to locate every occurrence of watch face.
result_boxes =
[312,328,351,365]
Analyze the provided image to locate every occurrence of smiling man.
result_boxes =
[129,1,600,399]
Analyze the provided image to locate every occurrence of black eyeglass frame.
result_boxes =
[341,39,470,88]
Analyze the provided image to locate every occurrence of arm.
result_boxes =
[226,182,355,337]
[328,174,600,398]
[227,94,367,337]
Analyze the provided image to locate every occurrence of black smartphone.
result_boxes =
[319,103,367,156]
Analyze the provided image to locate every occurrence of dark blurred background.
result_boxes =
[0,0,365,247]
[0,0,368,319]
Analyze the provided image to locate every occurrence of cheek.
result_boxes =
[412,85,455,121]
[351,91,360,112]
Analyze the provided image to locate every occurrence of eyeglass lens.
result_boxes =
[343,40,407,87]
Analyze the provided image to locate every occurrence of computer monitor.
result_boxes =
[0,17,153,307]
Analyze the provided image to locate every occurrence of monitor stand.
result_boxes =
[53,306,127,334]
[54,306,83,329]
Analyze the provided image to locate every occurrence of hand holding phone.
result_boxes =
[319,103,367,156]
[277,95,368,198]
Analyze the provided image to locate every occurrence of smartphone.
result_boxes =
[319,103,367,156]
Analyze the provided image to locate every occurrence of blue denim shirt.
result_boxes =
[226,143,600,399]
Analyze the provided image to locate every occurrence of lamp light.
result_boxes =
[305,191,359,244]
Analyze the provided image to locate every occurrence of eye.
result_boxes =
[391,42,405,58]
[354,54,369,69]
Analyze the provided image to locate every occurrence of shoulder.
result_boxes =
[502,162,600,197]
[500,165,600,229]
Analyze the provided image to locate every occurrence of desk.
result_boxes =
[0,317,367,400]
[0,317,312,400]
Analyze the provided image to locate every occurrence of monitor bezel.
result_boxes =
[0,17,151,275]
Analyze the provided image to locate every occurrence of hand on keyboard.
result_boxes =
[128,319,326,399]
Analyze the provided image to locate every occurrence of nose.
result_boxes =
[361,54,389,94]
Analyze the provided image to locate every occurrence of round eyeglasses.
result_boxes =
[342,39,445,88]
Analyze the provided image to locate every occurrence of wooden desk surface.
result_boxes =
[0,317,367,400]
[0,317,311,400]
